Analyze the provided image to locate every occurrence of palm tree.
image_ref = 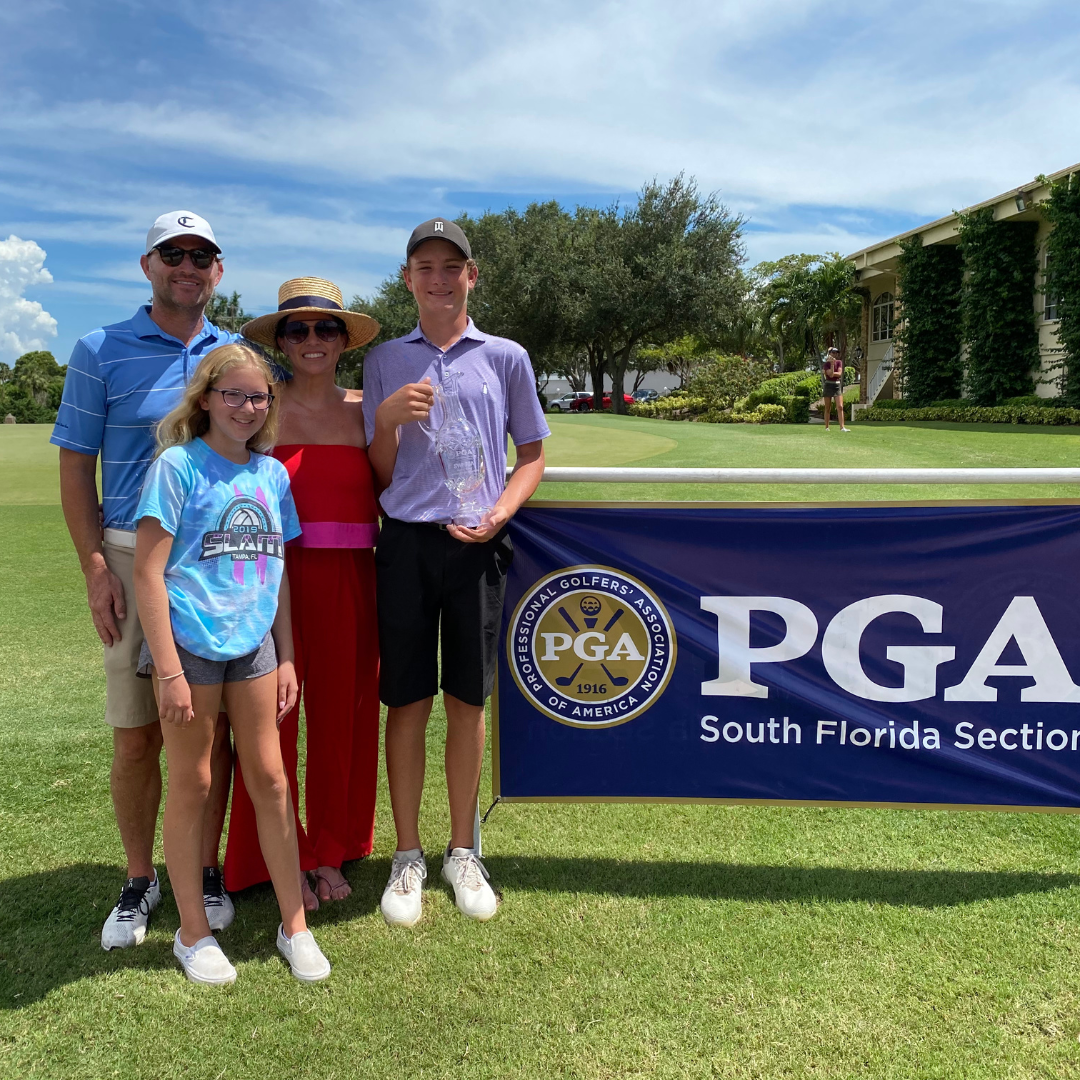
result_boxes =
[756,253,861,369]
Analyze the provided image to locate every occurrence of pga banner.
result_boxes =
[495,502,1080,811]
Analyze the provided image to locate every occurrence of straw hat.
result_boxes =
[241,277,380,350]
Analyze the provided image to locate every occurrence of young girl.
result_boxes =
[133,343,330,986]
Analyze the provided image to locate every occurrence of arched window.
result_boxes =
[872,292,894,342]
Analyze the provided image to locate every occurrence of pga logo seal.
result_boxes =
[508,565,676,728]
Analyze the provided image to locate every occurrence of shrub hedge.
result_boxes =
[782,394,811,424]
[735,371,820,413]
[628,394,708,419]
[686,355,772,411]
[697,403,790,424]
[630,370,820,424]
[867,395,1063,412]
[860,405,1080,424]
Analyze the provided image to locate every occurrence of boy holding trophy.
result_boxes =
[363,218,549,925]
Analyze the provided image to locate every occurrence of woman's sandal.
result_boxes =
[312,868,351,902]
[301,873,320,912]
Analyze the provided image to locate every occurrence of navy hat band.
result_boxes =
[278,295,343,313]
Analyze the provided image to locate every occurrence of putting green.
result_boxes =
[524,413,677,466]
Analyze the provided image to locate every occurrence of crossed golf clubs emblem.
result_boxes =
[553,597,629,687]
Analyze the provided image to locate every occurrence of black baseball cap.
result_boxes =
[406,218,472,260]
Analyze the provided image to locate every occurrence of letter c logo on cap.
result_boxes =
[177,216,194,227]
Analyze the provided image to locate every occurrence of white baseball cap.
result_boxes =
[145,211,221,255]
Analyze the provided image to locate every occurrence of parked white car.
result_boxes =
[547,392,592,412]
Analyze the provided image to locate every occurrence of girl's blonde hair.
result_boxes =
[155,343,281,456]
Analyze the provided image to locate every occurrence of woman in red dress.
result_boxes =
[224,278,381,907]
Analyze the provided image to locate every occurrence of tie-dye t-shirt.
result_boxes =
[134,437,301,661]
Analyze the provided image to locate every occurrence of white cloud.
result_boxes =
[2,0,1075,220]
[2,0,1079,364]
[0,236,57,361]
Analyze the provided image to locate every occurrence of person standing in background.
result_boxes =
[51,212,238,950]
[822,346,849,431]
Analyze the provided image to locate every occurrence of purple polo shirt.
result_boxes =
[362,320,550,524]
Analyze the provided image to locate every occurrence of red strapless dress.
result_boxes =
[223,445,380,890]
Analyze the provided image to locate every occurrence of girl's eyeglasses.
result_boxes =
[281,320,344,345]
[210,388,274,411]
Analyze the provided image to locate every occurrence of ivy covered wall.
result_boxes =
[1043,173,1080,405]
[957,208,1040,405]
[894,237,964,406]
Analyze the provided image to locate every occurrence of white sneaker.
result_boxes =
[380,849,427,927]
[442,846,498,921]
[101,873,161,950]
[202,867,234,931]
[173,930,237,986]
[277,925,331,982]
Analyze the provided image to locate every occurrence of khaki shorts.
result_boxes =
[102,536,159,729]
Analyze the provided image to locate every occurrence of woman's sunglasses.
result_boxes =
[280,320,345,345]
[211,388,274,410]
[154,245,218,270]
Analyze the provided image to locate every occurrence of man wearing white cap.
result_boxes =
[52,212,240,950]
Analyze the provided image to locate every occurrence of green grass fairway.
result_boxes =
[536,412,1080,502]
[4,423,1080,1078]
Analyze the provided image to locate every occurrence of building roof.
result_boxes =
[846,161,1079,275]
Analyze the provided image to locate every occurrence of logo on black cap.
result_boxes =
[406,218,472,260]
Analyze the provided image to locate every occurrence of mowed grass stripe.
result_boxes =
[3,422,1080,1078]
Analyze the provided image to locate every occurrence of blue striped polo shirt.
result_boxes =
[50,305,239,531]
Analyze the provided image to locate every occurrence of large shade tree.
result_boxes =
[566,176,745,412]
[349,178,744,413]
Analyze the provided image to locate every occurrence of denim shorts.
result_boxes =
[136,632,277,686]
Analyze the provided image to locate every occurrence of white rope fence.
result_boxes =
[513,467,1080,485]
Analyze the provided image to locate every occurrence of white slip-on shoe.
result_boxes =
[172,930,237,986]
[101,872,161,950]
[380,849,427,927]
[276,925,331,982]
[202,867,234,932]
[442,846,498,922]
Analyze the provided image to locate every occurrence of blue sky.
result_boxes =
[1,0,1079,363]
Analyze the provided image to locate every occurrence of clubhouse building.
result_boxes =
[846,162,1078,405]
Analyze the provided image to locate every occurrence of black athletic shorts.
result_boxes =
[375,518,514,708]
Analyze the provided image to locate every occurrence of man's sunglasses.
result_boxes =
[154,245,218,270]
[280,320,345,345]
[210,388,274,410]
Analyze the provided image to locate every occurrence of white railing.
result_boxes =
[866,343,895,407]
[513,467,1080,485]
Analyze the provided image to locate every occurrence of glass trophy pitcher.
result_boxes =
[422,368,490,527]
